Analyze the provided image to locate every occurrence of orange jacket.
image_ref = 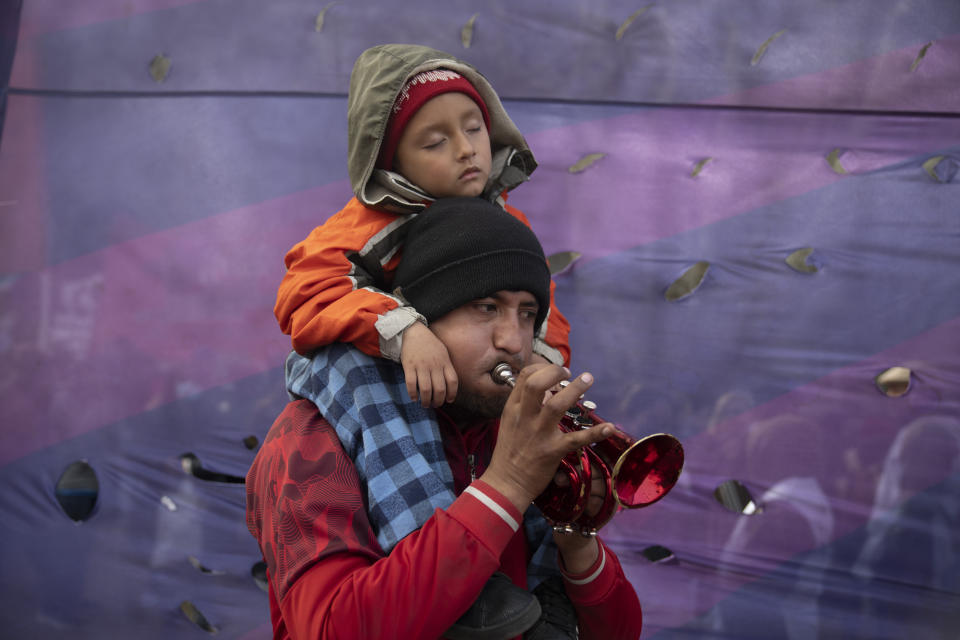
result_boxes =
[275,196,571,365]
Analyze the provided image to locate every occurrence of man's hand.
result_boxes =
[551,463,607,573]
[480,364,614,514]
[400,322,459,408]
[552,462,607,522]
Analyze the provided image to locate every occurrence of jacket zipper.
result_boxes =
[467,454,477,483]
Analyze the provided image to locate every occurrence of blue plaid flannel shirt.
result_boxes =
[285,343,558,588]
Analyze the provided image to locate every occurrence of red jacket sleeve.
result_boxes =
[560,540,643,640]
[275,198,408,357]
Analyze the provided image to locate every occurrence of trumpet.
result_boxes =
[492,363,684,536]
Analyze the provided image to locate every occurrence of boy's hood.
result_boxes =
[348,44,537,213]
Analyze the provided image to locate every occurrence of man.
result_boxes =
[246,198,643,639]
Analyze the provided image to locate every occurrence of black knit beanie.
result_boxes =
[393,197,552,331]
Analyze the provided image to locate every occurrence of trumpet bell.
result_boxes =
[611,433,685,508]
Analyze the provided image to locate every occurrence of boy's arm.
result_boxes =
[275,199,416,358]
[535,279,572,366]
[502,202,572,366]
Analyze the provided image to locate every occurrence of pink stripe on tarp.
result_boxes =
[18,0,209,38]
[612,314,960,634]
[0,180,352,465]
[705,34,960,113]
[513,106,960,263]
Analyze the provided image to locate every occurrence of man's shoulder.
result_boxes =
[248,398,383,603]
[257,398,338,458]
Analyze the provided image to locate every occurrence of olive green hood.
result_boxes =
[347,44,537,213]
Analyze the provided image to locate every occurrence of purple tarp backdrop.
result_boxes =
[1,1,959,638]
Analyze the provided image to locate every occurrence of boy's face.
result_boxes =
[393,92,492,198]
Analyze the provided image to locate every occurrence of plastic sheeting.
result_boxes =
[1,1,958,638]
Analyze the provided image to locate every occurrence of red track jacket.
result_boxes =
[246,399,642,640]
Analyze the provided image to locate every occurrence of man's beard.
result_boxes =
[450,386,510,420]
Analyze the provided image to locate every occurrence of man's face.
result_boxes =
[429,290,538,418]
[393,92,493,198]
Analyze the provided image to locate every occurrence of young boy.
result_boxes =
[275,44,575,638]
[275,44,570,402]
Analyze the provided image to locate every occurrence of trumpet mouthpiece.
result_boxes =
[491,363,516,387]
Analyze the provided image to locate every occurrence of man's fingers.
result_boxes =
[562,422,615,452]
[542,371,595,415]
[515,365,587,415]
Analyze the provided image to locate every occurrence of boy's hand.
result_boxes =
[401,322,459,408]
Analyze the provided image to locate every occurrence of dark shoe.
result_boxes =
[523,577,579,640]
[445,571,542,640]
